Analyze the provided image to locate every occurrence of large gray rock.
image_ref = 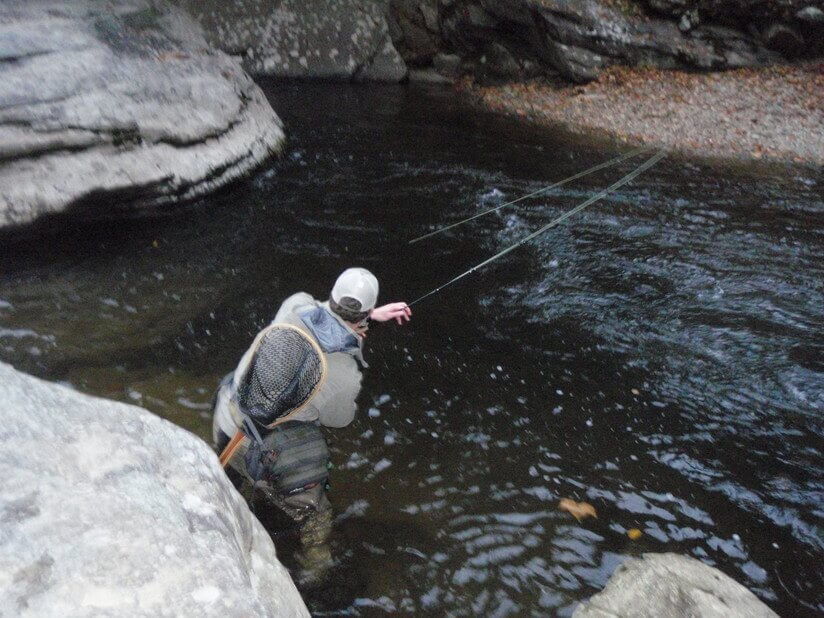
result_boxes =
[797,5,824,22]
[0,361,309,617]
[388,0,443,65]
[178,0,408,82]
[0,0,285,229]
[645,0,814,20]
[573,553,778,618]
[442,0,779,82]
[397,0,819,82]
[762,23,806,57]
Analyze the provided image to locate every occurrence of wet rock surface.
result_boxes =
[177,0,407,82]
[0,0,285,230]
[388,0,824,83]
[0,361,308,617]
[573,553,779,617]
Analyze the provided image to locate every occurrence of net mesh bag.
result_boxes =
[236,326,324,427]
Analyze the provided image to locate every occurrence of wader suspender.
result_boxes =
[218,323,328,468]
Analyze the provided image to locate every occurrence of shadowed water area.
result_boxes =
[1,80,822,616]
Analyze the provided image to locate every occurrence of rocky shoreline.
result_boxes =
[457,62,824,166]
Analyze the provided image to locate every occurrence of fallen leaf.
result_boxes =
[627,528,643,540]
[558,498,597,522]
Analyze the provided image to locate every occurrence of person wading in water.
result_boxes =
[212,267,411,580]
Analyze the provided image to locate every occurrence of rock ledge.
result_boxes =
[0,361,308,617]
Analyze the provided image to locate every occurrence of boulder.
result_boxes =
[696,0,818,25]
[532,0,775,71]
[388,0,443,65]
[645,0,823,25]
[480,42,527,80]
[0,361,309,617]
[762,23,806,57]
[395,0,820,83]
[433,52,464,78]
[572,553,778,618]
[435,0,778,82]
[541,39,605,83]
[794,5,824,54]
[796,5,824,22]
[645,0,692,17]
[479,0,535,26]
[0,0,285,230]
[178,0,407,82]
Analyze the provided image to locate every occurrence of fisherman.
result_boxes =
[212,267,411,579]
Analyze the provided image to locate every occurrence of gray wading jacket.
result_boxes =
[213,292,366,459]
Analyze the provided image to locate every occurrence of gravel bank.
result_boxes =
[460,63,824,165]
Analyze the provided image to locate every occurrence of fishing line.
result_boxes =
[408,146,652,245]
[407,149,666,308]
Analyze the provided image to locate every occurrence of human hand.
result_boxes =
[369,302,412,325]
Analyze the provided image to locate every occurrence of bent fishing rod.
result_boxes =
[407,149,666,309]
[408,146,653,245]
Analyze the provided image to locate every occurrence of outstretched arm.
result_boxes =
[369,302,412,325]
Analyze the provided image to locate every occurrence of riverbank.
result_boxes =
[458,63,824,166]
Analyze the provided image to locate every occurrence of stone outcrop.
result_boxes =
[645,0,813,23]
[389,0,443,66]
[388,0,824,83]
[0,0,285,229]
[0,361,309,617]
[176,0,408,82]
[572,553,778,618]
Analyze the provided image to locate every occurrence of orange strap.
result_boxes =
[218,429,246,467]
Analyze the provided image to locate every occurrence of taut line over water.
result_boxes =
[408,146,652,245]
[408,149,666,308]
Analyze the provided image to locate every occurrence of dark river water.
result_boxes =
[1,80,822,616]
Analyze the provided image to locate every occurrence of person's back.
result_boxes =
[272,291,364,428]
[211,267,411,580]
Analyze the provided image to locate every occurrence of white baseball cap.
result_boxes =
[331,268,379,312]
